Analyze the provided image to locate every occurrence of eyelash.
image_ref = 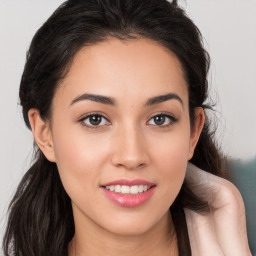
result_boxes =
[147,113,178,128]
[79,112,111,129]
[78,112,178,129]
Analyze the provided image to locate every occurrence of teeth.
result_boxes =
[121,185,130,194]
[138,185,144,193]
[115,185,121,193]
[105,185,151,194]
[130,185,139,194]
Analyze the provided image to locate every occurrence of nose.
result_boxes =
[111,126,150,170]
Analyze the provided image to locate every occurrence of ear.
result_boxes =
[28,109,56,162]
[188,107,205,160]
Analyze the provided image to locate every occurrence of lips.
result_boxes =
[100,179,156,207]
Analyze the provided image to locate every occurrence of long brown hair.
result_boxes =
[3,0,224,255]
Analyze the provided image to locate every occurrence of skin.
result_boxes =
[185,163,252,256]
[28,37,204,256]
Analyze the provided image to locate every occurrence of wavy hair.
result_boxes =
[3,0,224,255]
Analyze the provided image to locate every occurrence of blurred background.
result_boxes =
[0,0,255,253]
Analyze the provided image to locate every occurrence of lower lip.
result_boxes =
[101,186,156,207]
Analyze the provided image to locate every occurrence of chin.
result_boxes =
[106,223,153,237]
[99,210,168,237]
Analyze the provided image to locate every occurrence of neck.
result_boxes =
[69,211,178,256]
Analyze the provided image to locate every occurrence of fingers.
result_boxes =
[185,163,252,256]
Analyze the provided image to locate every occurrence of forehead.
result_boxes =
[58,37,188,106]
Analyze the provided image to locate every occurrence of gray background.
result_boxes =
[1,0,256,251]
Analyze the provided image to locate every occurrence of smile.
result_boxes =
[101,179,156,207]
[104,185,151,194]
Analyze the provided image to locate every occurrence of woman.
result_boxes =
[3,0,252,255]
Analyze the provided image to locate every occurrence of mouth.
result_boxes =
[100,179,156,207]
[101,184,155,195]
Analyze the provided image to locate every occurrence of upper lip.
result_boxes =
[101,179,155,187]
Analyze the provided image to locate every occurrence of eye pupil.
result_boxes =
[89,115,102,125]
[154,115,165,125]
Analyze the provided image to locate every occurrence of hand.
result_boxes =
[184,162,252,256]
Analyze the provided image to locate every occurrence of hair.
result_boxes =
[3,0,225,255]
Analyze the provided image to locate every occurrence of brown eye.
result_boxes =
[81,114,110,128]
[147,114,177,127]
[89,115,102,125]
[153,115,166,125]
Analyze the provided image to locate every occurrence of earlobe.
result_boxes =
[188,107,205,160]
[28,109,56,162]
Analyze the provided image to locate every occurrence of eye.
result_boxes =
[80,114,110,128]
[147,114,177,127]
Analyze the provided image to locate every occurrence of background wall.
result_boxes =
[1,0,256,249]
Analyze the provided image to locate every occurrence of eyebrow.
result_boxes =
[144,93,183,107]
[70,93,116,106]
[70,92,183,107]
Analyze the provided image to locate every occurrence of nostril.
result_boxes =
[111,145,150,170]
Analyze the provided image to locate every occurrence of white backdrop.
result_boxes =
[0,0,256,248]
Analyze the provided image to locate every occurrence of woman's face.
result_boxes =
[31,37,203,236]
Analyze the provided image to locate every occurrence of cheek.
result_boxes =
[51,126,109,201]
[151,125,190,168]
[149,127,190,201]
